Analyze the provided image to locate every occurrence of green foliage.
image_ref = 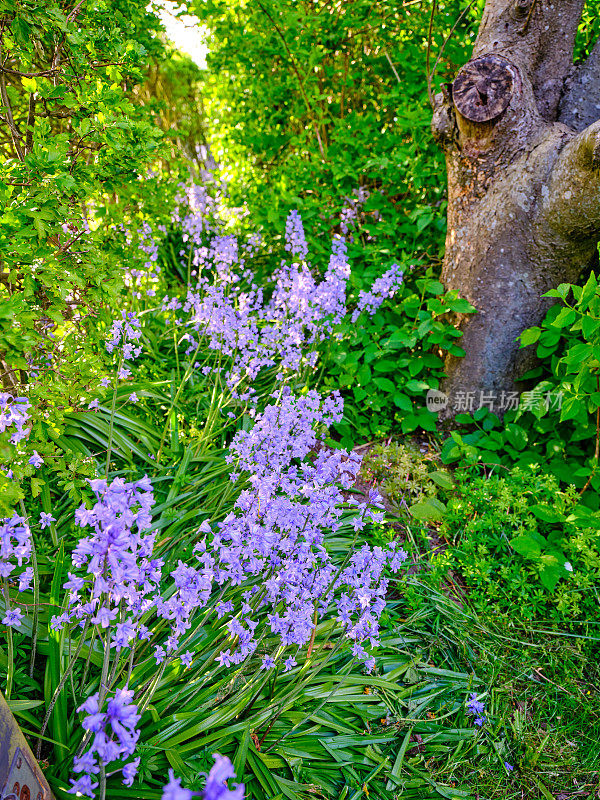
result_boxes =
[192,0,475,265]
[399,579,600,798]
[426,466,600,621]
[5,2,600,799]
[0,277,483,800]
[320,271,474,443]
[362,441,454,522]
[184,0,483,447]
[135,48,210,172]
[0,0,197,515]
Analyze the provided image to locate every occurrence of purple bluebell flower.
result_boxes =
[204,754,245,800]
[105,311,142,358]
[0,514,32,583]
[68,773,98,798]
[181,651,193,668]
[18,566,33,592]
[122,757,140,786]
[40,511,55,528]
[162,769,194,800]
[156,391,407,670]
[284,210,308,262]
[28,450,44,468]
[2,607,23,627]
[71,688,140,796]
[0,393,31,444]
[53,476,160,653]
[466,692,486,726]
[351,263,404,322]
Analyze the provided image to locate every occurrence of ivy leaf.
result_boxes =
[429,470,454,490]
[520,327,541,346]
[510,534,541,559]
[408,497,446,522]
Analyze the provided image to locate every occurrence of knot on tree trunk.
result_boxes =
[453,55,517,123]
[513,0,535,17]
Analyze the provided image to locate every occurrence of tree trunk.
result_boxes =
[433,0,600,415]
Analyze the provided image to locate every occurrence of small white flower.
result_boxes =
[564,561,573,573]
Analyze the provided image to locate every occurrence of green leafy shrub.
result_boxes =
[193,0,473,266]
[0,0,187,514]
[320,270,474,443]
[429,466,600,623]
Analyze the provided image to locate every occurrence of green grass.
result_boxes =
[392,576,600,799]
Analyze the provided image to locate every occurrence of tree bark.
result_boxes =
[433,0,600,414]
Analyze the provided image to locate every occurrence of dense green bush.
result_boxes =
[429,467,600,623]
[318,270,474,441]
[193,0,475,265]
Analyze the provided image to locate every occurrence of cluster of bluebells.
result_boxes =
[340,186,369,238]
[0,392,46,479]
[105,311,143,362]
[162,754,244,800]
[0,514,32,627]
[51,476,160,649]
[70,688,141,797]
[351,262,405,322]
[47,387,405,797]
[60,363,405,790]
[466,692,486,727]
[0,393,51,628]
[0,393,31,445]
[130,220,162,298]
[160,390,407,672]
[87,311,144,409]
[149,204,404,397]
[284,209,309,261]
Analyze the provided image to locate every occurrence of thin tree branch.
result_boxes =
[384,50,401,84]
[425,0,438,108]
[0,41,24,160]
[429,0,477,93]
[254,0,326,160]
[25,92,35,154]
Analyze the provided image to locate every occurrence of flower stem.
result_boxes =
[19,500,39,678]
[37,619,91,758]
[105,355,123,478]
[3,579,13,699]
